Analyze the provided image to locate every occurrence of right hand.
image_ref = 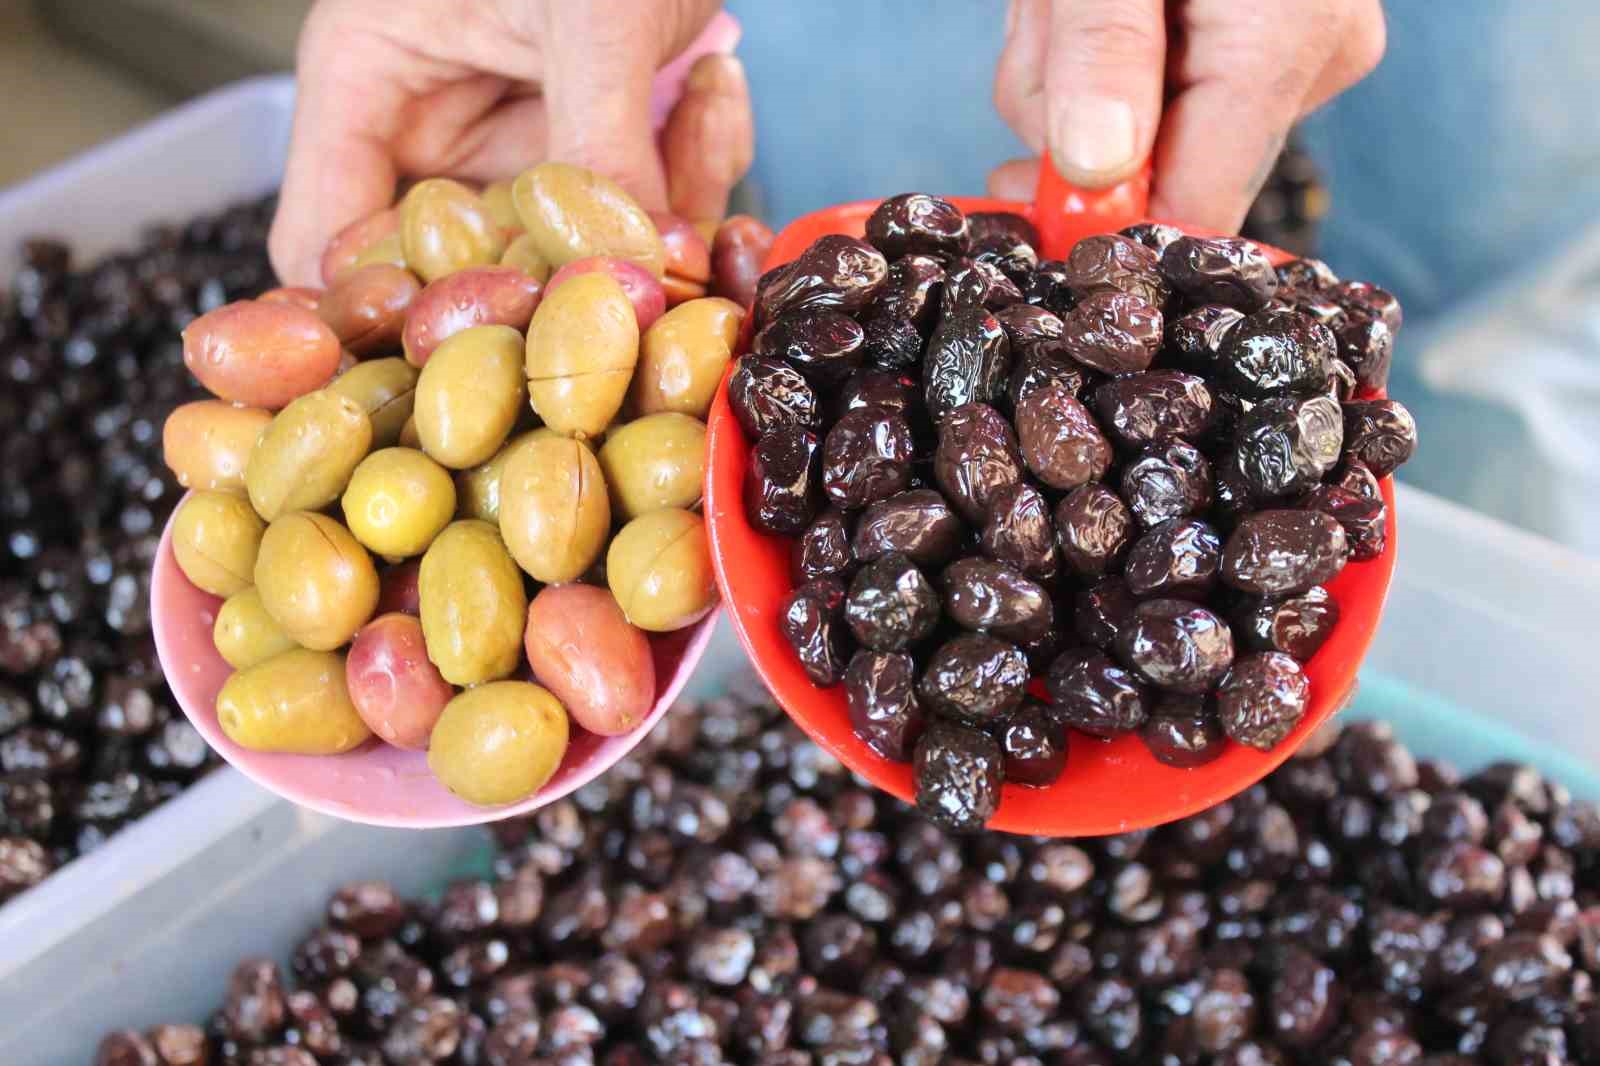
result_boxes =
[269,0,753,287]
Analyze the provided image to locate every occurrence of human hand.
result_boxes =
[269,0,753,287]
[991,0,1386,231]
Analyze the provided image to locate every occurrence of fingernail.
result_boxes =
[1051,95,1138,186]
[687,53,746,96]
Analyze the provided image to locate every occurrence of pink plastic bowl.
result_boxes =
[149,14,739,827]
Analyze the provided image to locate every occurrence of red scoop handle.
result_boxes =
[1031,158,1153,252]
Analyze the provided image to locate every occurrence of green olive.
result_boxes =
[216,648,372,754]
[597,413,706,521]
[414,324,526,469]
[427,681,569,806]
[418,520,527,685]
[605,508,717,632]
[524,272,639,439]
[171,490,265,597]
[255,512,380,651]
[500,233,552,281]
[245,390,373,521]
[629,297,744,419]
[399,178,507,283]
[498,433,610,583]
[328,357,420,447]
[511,162,665,277]
[341,447,456,558]
[481,179,523,234]
[213,587,297,670]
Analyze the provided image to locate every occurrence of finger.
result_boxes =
[1301,0,1387,114]
[661,54,754,224]
[269,5,413,286]
[992,0,1052,155]
[391,77,552,182]
[1043,0,1166,189]
[540,0,722,212]
[986,157,1041,200]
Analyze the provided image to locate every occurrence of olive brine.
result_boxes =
[739,195,1417,831]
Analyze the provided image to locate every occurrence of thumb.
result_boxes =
[1044,0,1165,189]
[539,0,719,212]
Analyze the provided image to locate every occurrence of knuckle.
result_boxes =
[1068,2,1163,65]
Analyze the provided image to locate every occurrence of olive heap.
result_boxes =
[740,194,1418,831]
[98,684,1600,1066]
[165,163,775,807]
[0,197,283,902]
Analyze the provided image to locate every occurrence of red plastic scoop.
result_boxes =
[704,161,1396,837]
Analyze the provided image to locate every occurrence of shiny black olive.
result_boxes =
[980,482,1060,582]
[728,355,821,439]
[845,650,924,761]
[791,509,855,585]
[940,557,1053,644]
[1113,598,1235,695]
[752,308,865,387]
[923,307,1012,420]
[918,634,1029,727]
[1060,290,1163,375]
[1124,518,1223,599]
[852,489,965,569]
[1093,371,1214,449]
[821,407,915,510]
[754,234,888,323]
[1159,236,1279,312]
[913,720,1003,832]
[1216,307,1335,400]
[1046,650,1148,738]
[1064,234,1169,307]
[1341,400,1417,478]
[865,193,971,260]
[933,403,1024,524]
[1216,652,1310,750]
[1230,585,1339,662]
[744,427,820,535]
[844,553,940,653]
[781,577,852,686]
[1054,484,1132,579]
[1221,510,1349,596]
[1231,394,1344,499]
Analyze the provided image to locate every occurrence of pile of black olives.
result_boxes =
[733,193,1417,831]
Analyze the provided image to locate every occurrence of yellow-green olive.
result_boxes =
[524,272,638,439]
[418,520,527,685]
[480,179,523,234]
[245,390,373,521]
[511,162,665,277]
[216,648,372,754]
[597,413,706,521]
[606,508,717,632]
[255,512,380,651]
[414,324,526,469]
[399,415,422,448]
[162,399,272,494]
[498,433,610,583]
[171,490,265,597]
[399,178,507,283]
[427,681,569,806]
[341,447,456,558]
[629,297,744,418]
[327,357,420,447]
[213,587,297,670]
[500,233,552,281]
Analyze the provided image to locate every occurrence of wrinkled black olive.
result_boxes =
[1232,394,1344,499]
[970,211,1040,252]
[1119,222,1184,255]
[1334,313,1395,394]
[1328,357,1358,403]
[845,650,924,761]
[1165,305,1244,373]
[1221,510,1349,596]
[852,489,965,569]
[1335,460,1383,502]
[754,234,888,323]
[992,303,1065,355]
[728,356,821,439]
[844,553,940,652]
[1333,281,1402,332]
[918,634,1029,726]
[941,557,1053,643]
[1217,652,1310,750]
[781,578,852,686]
[1022,259,1075,315]
[861,254,945,334]
[1124,518,1223,599]
[834,369,920,422]
[1093,371,1214,449]
[1064,234,1170,307]
[791,509,854,585]
[1300,484,1386,561]
[942,258,1023,314]
[933,403,1024,524]
[1113,598,1235,694]
[865,193,971,260]
[1047,650,1148,738]
[913,720,1003,832]
[744,427,820,535]
[1075,577,1138,649]
[923,307,1012,419]
[1015,384,1112,491]
[1275,257,1339,292]
[1001,702,1068,786]
[752,308,865,387]
[980,483,1060,582]
[1159,236,1279,311]
[1140,710,1227,768]
[1216,307,1335,400]
[1231,585,1339,662]
[1007,343,1087,412]
[1054,484,1132,579]
[1122,440,1213,528]
[859,314,926,371]
[821,407,915,510]
[1341,400,1417,478]
[1211,450,1257,528]
[1061,290,1163,375]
